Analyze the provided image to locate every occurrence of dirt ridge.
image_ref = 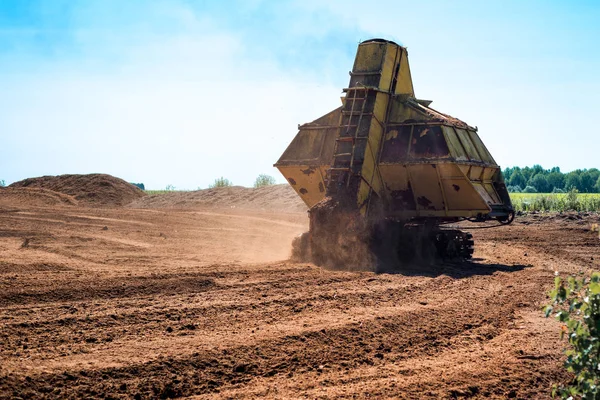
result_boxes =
[9,174,145,207]
[128,184,307,212]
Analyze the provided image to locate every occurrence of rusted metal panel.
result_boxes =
[380,125,411,162]
[409,126,450,159]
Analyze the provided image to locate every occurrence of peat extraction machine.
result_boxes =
[275,39,514,269]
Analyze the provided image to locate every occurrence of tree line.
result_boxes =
[503,165,600,193]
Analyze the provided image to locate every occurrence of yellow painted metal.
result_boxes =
[275,38,509,220]
[276,166,326,207]
[394,50,414,96]
[408,164,445,212]
[357,91,389,213]
[437,163,491,212]
[442,126,469,161]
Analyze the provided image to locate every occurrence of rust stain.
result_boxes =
[453,184,460,192]
[301,167,316,175]
[288,178,297,185]
[299,188,308,194]
[389,188,416,210]
[417,196,435,210]
[318,182,324,193]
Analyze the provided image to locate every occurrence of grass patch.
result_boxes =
[510,192,600,212]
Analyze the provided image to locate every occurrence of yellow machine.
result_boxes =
[275,39,514,268]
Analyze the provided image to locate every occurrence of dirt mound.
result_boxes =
[0,187,78,207]
[128,184,307,212]
[9,174,145,207]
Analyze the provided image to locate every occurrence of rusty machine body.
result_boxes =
[274,39,514,269]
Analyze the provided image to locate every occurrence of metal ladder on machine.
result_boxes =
[327,85,370,189]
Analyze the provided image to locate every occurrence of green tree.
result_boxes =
[253,174,276,188]
[521,166,534,183]
[209,177,232,188]
[545,272,600,399]
[532,164,545,176]
[596,176,600,193]
[509,170,526,188]
[0,180,5,187]
[530,174,550,193]
[579,171,596,193]
[565,173,582,192]
[503,167,514,182]
[547,172,565,192]
[523,185,538,193]
[581,170,599,193]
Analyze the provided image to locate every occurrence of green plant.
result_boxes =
[254,174,276,188]
[209,177,232,188]
[545,272,600,398]
[165,184,176,191]
[566,188,580,211]
[0,179,5,187]
[523,185,538,193]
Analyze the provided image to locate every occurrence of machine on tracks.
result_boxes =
[274,39,514,269]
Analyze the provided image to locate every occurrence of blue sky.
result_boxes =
[1,0,598,189]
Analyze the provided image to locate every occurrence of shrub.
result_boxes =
[566,188,579,210]
[507,185,522,193]
[552,187,565,194]
[209,177,232,188]
[254,174,276,188]
[0,179,5,187]
[165,184,176,191]
[545,272,600,398]
[523,185,538,193]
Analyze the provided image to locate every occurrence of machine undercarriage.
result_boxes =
[291,203,477,270]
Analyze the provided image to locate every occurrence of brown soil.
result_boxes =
[10,174,145,207]
[0,190,599,399]
[0,187,78,207]
[128,184,306,212]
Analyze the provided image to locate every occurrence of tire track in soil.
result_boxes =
[0,262,563,399]
[1,205,597,399]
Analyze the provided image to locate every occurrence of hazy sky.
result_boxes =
[1,0,598,189]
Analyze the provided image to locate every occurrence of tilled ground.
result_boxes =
[0,205,598,399]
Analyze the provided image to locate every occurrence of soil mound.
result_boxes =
[0,187,78,207]
[9,174,145,207]
[128,184,307,212]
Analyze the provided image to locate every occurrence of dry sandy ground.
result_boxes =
[0,203,599,399]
